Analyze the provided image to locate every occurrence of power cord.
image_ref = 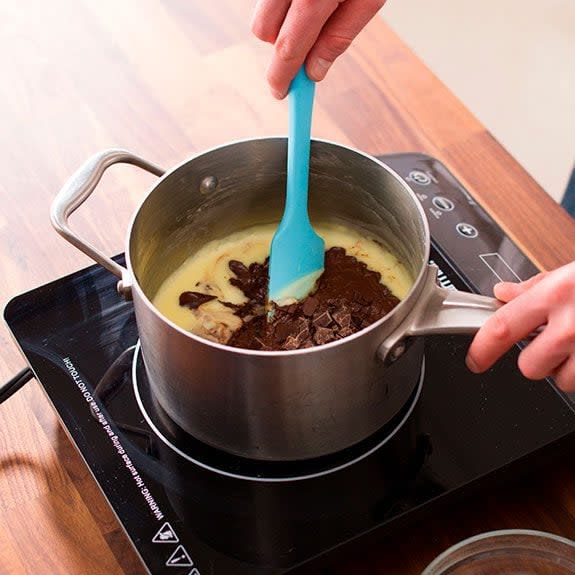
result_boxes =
[0,368,34,404]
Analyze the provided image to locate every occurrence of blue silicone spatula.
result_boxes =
[268,67,325,305]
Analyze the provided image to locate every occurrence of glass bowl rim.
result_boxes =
[422,528,575,574]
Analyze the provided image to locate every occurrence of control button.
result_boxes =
[432,196,455,212]
[408,170,431,186]
[456,222,478,238]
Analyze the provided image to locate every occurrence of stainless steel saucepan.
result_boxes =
[51,138,499,461]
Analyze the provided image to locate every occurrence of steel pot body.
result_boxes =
[52,138,499,461]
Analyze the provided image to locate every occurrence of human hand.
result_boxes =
[251,0,386,99]
[466,261,575,390]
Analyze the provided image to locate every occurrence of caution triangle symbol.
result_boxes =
[166,545,193,567]
[152,521,179,543]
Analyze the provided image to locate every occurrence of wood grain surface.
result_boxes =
[1,1,575,574]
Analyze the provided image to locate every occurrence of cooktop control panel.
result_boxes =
[380,153,541,296]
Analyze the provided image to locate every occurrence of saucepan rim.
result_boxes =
[125,136,431,357]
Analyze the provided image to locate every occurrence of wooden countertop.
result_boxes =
[2,1,575,573]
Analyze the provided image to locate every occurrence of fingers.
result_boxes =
[467,271,547,371]
[254,0,386,98]
[266,0,341,99]
[306,0,387,81]
[468,261,575,386]
[516,316,572,380]
[251,0,292,44]
[493,272,547,303]
[554,355,575,392]
[466,282,549,373]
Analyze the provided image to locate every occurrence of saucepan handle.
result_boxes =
[378,265,502,363]
[50,149,165,297]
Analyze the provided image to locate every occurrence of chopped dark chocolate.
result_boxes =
[336,326,354,339]
[302,296,319,317]
[179,291,217,309]
[313,326,337,345]
[312,310,333,328]
[228,259,268,303]
[294,326,310,346]
[332,310,352,328]
[184,246,401,351]
[283,336,300,351]
[228,260,249,278]
[273,321,295,344]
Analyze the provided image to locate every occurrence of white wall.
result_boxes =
[382,0,575,202]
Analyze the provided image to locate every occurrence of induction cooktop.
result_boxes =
[5,153,575,574]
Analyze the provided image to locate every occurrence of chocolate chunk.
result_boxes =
[229,259,269,303]
[314,326,336,345]
[295,316,309,330]
[179,291,217,309]
[294,327,310,346]
[336,326,354,339]
[283,336,300,351]
[279,317,308,343]
[312,310,333,328]
[228,260,249,278]
[302,296,319,317]
[274,321,294,343]
[332,310,352,328]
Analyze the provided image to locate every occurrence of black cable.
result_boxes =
[0,368,34,404]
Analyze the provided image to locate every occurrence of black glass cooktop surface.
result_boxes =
[5,153,575,574]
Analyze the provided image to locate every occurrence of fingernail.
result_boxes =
[308,57,332,81]
[466,355,480,373]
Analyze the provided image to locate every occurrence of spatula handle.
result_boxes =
[285,67,315,225]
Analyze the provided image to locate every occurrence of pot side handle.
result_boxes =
[378,265,502,364]
[50,149,165,297]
